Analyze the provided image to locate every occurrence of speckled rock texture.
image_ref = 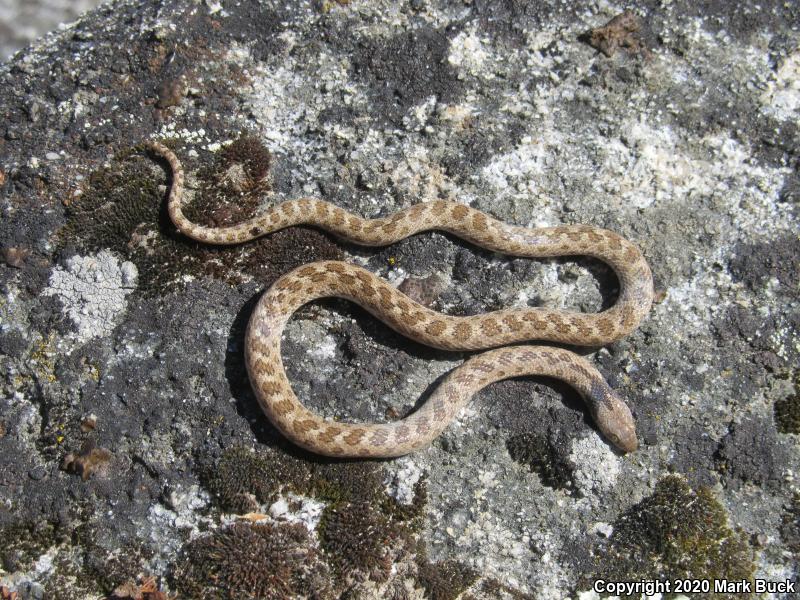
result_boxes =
[0,1,798,598]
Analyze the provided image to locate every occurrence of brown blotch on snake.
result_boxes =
[144,141,653,458]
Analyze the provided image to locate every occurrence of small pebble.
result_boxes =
[28,465,47,480]
[80,414,97,432]
[2,247,30,268]
[156,78,184,108]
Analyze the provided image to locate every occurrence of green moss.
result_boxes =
[774,374,800,434]
[173,521,332,600]
[506,433,572,490]
[586,475,754,599]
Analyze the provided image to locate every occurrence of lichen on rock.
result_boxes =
[43,250,137,342]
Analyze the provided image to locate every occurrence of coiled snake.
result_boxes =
[145,142,653,458]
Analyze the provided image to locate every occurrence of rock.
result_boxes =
[0,0,797,597]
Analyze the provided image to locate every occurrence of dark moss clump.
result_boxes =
[478,578,536,600]
[384,479,428,524]
[416,556,477,600]
[318,501,403,583]
[779,493,800,554]
[173,521,331,600]
[309,460,386,506]
[238,226,344,285]
[0,519,62,573]
[62,146,163,256]
[185,135,270,228]
[774,374,800,434]
[61,140,343,295]
[219,135,272,191]
[585,475,754,599]
[200,446,412,515]
[79,534,154,595]
[60,142,199,293]
[196,449,430,593]
[200,445,312,513]
[506,433,572,490]
[200,444,430,522]
[39,564,103,600]
[1,521,152,598]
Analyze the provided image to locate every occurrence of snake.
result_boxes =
[144,141,654,458]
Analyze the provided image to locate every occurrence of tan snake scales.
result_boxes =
[145,141,653,457]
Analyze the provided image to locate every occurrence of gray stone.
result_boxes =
[0,0,798,597]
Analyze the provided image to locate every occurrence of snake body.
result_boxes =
[145,141,653,457]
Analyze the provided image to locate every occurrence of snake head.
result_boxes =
[588,381,638,453]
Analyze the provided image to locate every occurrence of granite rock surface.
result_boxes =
[0,0,798,598]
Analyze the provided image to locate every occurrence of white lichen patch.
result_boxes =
[307,332,338,362]
[598,120,791,232]
[448,28,491,78]
[283,312,341,382]
[599,121,708,209]
[761,49,800,121]
[701,133,792,235]
[164,484,210,528]
[384,457,423,505]
[204,0,225,16]
[567,435,621,497]
[660,278,714,335]
[268,493,326,532]
[44,250,137,343]
[387,142,458,201]
[153,122,213,148]
[148,484,212,571]
[526,531,574,600]
[0,546,58,600]
[481,135,554,196]
[230,43,362,168]
[455,510,534,590]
